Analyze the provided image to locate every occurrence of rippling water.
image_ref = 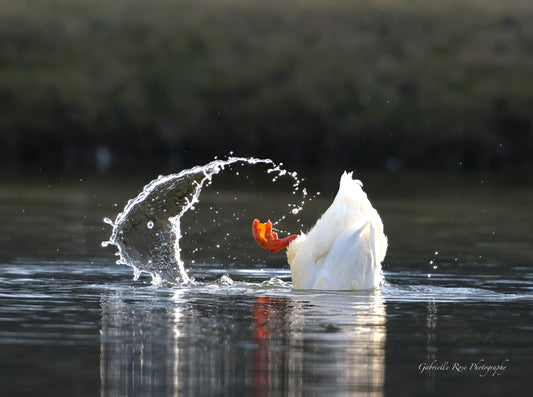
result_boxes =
[1,172,532,396]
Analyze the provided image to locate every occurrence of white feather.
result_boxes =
[286,172,387,290]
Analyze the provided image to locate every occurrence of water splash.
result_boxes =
[102,156,307,285]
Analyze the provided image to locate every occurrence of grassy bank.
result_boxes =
[1,0,532,172]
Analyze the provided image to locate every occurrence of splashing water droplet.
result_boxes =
[133,266,141,281]
[218,274,234,286]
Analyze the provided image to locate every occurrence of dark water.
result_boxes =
[1,172,532,396]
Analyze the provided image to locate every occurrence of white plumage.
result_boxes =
[286,172,387,290]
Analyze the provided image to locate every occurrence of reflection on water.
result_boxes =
[100,287,386,396]
[425,302,437,393]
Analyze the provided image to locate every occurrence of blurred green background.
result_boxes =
[1,0,532,174]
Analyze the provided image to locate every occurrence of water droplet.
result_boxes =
[219,274,234,286]
[147,220,154,229]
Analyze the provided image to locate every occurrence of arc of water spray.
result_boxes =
[102,157,306,285]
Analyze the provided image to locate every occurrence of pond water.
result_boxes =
[1,168,532,396]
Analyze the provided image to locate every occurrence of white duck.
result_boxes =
[252,172,387,290]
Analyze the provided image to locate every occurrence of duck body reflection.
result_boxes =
[100,286,386,396]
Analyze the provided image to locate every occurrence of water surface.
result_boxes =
[1,172,532,396]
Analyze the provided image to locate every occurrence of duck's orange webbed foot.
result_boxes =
[252,219,297,253]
